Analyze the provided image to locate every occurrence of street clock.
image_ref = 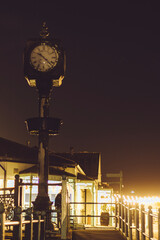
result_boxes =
[24,23,64,215]
[30,44,59,72]
[24,23,66,89]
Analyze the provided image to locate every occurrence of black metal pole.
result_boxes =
[33,81,53,231]
[37,95,49,201]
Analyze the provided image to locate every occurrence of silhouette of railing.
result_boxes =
[69,199,160,240]
[0,203,46,240]
[117,200,160,240]
[1,188,160,240]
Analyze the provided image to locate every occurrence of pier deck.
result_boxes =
[72,229,126,240]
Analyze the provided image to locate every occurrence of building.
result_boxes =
[0,137,113,226]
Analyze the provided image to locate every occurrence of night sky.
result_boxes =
[0,1,160,195]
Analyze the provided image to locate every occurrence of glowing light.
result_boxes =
[113,194,160,209]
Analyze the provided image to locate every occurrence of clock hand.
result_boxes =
[37,63,40,70]
[36,53,52,67]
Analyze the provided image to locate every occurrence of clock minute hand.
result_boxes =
[36,53,52,66]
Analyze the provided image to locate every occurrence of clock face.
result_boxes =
[30,44,59,72]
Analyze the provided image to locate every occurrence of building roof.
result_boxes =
[49,153,77,168]
[19,165,94,181]
[0,137,38,163]
[0,137,77,168]
[55,152,100,180]
[19,165,76,177]
[0,137,100,180]
[77,173,94,181]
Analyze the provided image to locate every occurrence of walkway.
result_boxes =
[72,229,126,240]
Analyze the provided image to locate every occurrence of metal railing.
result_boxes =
[1,197,160,240]
[69,201,117,228]
[0,203,45,240]
[117,201,160,240]
[69,199,160,240]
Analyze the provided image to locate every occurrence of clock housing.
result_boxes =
[24,38,66,87]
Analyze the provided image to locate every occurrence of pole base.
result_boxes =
[33,195,52,211]
[33,195,54,231]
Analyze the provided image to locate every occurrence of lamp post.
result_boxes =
[24,23,65,228]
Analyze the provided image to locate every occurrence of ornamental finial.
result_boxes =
[40,22,49,39]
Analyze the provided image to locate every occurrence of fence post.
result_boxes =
[61,175,68,240]
[14,175,19,207]
[121,200,124,233]
[119,198,121,230]
[158,208,160,240]
[30,212,33,240]
[124,203,128,237]
[19,178,23,207]
[33,211,45,240]
[38,214,42,240]
[135,203,139,240]
[141,204,145,240]
[128,203,132,240]
[19,208,22,240]
[13,206,22,240]
[115,198,118,229]
[0,203,5,240]
[148,206,153,240]
[24,208,33,240]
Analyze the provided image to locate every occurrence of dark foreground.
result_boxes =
[72,229,126,240]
